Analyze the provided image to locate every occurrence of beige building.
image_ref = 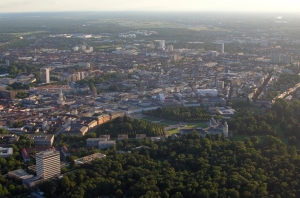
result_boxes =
[36,150,60,180]
[27,135,54,146]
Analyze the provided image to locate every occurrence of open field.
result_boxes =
[186,123,208,129]
[142,116,161,121]
[160,120,178,125]
[168,128,179,135]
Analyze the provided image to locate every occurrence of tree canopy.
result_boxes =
[40,134,300,198]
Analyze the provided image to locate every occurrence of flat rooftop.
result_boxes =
[74,153,106,165]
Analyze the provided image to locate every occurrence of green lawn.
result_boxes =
[143,116,161,121]
[186,123,208,129]
[160,120,178,125]
[168,128,179,135]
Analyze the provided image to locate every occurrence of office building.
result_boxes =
[261,40,269,47]
[26,135,54,146]
[281,55,293,64]
[5,60,10,66]
[158,40,165,50]
[80,72,85,80]
[140,80,145,91]
[270,53,281,64]
[0,147,13,158]
[216,81,225,89]
[93,87,97,97]
[167,45,174,51]
[36,150,60,180]
[98,141,116,149]
[40,68,50,83]
[216,43,224,54]
[197,89,218,97]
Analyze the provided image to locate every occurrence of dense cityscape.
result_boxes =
[0,11,300,197]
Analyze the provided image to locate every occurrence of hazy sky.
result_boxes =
[0,0,300,13]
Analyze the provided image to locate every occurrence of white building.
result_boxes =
[98,141,116,149]
[261,40,269,47]
[158,40,165,50]
[36,150,60,180]
[270,53,281,64]
[40,68,50,83]
[197,89,218,97]
[0,147,13,158]
[216,43,224,54]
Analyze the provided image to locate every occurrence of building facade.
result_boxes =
[36,150,60,180]
[40,68,50,83]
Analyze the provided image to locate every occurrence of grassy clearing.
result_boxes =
[186,123,208,128]
[143,116,161,121]
[161,120,178,125]
[168,128,179,135]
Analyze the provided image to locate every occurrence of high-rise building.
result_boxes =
[217,81,225,90]
[36,150,60,180]
[167,45,174,51]
[261,40,269,47]
[77,72,81,80]
[216,43,225,54]
[140,80,145,91]
[40,68,50,83]
[158,40,165,50]
[270,53,281,64]
[93,87,97,98]
[281,55,293,64]
[5,60,10,66]
[80,72,85,80]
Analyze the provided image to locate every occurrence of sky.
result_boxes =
[0,0,300,13]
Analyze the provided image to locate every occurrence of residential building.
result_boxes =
[0,147,13,158]
[86,138,107,147]
[36,150,60,180]
[216,43,224,54]
[98,141,116,149]
[40,68,50,83]
[270,53,281,64]
[74,153,106,165]
[61,146,70,158]
[27,135,54,146]
[135,134,146,139]
[117,134,128,140]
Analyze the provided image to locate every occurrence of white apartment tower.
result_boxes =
[158,40,165,50]
[40,68,50,83]
[270,53,281,64]
[216,43,225,54]
[36,150,60,180]
[223,121,228,138]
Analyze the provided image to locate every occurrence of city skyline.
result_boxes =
[0,0,300,13]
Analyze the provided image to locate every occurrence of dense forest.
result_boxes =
[96,116,165,138]
[40,133,300,197]
[144,107,211,122]
[273,74,300,92]
[228,99,300,144]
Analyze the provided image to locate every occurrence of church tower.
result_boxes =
[57,90,65,105]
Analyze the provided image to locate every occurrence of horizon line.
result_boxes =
[0,10,300,15]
